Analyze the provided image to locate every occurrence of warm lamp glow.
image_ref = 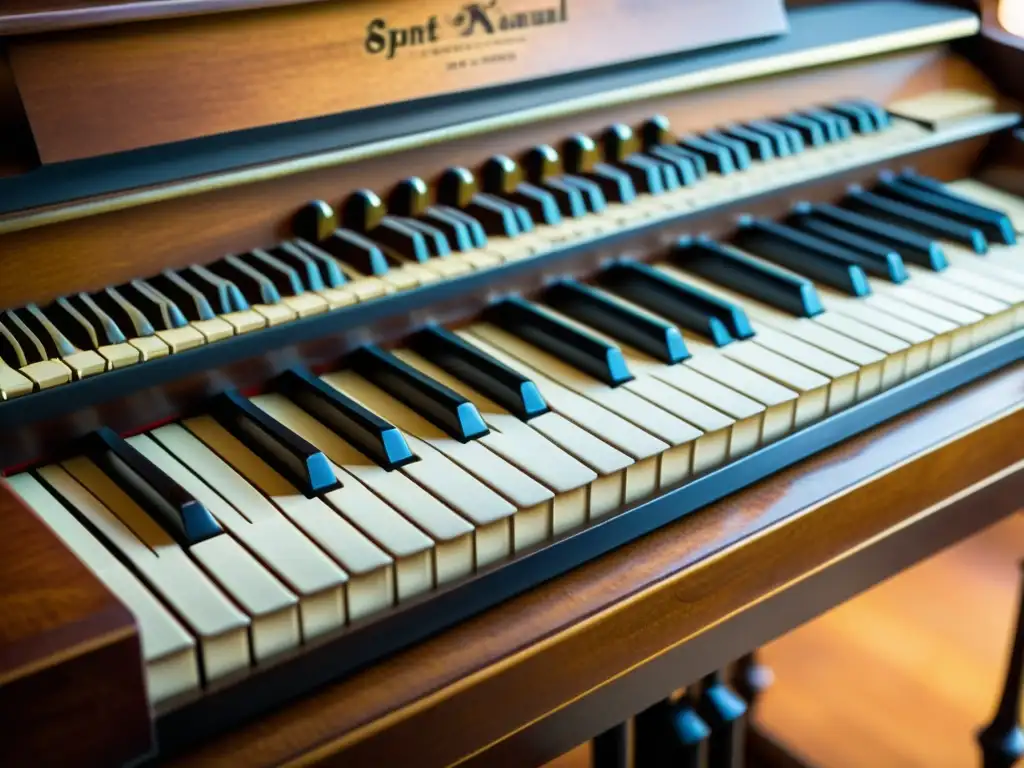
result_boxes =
[999,0,1024,37]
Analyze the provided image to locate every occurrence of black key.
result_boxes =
[42,298,100,352]
[121,280,190,330]
[829,102,875,134]
[438,167,522,238]
[397,218,452,258]
[482,155,562,225]
[147,272,216,322]
[315,229,391,276]
[240,249,307,297]
[747,120,801,155]
[293,199,338,244]
[2,311,46,363]
[678,136,735,174]
[0,317,26,368]
[602,124,667,194]
[671,237,824,317]
[640,115,709,179]
[875,175,1016,245]
[19,306,77,358]
[275,367,416,470]
[271,242,328,291]
[423,206,478,251]
[521,145,591,215]
[542,280,690,364]
[342,188,432,262]
[208,255,282,303]
[181,266,250,313]
[597,261,750,347]
[703,131,752,170]
[464,193,524,238]
[88,287,153,337]
[84,426,223,546]
[70,293,129,344]
[733,219,871,296]
[849,99,890,129]
[539,177,588,218]
[646,146,700,186]
[796,203,947,271]
[843,188,989,252]
[407,325,549,421]
[777,114,826,147]
[720,125,775,161]
[348,345,490,442]
[387,177,432,218]
[485,296,635,386]
[787,214,908,283]
[386,179,464,254]
[559,175,608,213]
[287,240,348,289]
[803,108,851,141]
[209,389,340,496]
[562,133,637,203]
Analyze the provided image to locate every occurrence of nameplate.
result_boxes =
[9,0,788,163]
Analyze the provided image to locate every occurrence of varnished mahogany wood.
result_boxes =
[4,0,787,163]
[163,365,1023,768]
[0,481,151,767]
[0,131,993,471]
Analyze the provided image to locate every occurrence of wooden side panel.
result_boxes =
[0,481,151,767]
[167,367,1024,768]
[6,0,786,163]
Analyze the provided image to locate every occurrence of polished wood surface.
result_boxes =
[159,365,1022,768]
[4,0,786,163]
[0,481,150,768]
[0,48,992,312]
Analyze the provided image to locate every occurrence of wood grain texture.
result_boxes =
[0,480,151,768]
[5,0,786,163]
[162,365,1024,768]
[756,511,1024,768]
[0,47,991,312]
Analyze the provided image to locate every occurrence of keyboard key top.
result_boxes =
[843,188,989,253]
[787,211,908,282]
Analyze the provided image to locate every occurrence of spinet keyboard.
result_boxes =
[5,158,1023,723]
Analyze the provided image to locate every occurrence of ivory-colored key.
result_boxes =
[317,285,360,309]
[870,281,985,356]
[253,303,297,326]
[222,310,267,334]
[461,332,667,505]
[944,179,1024,230]
[183,415,395,621]
[902,267,1016,344]
[812,313,912,389]
[282,293,330,317]
[466,322,701,488]
[145,426,350,640]
[129,335,171,361]
[319,369,550,553]
[254,393,474,585]
[0,360,34,399]
[120,435,303,661]
[62,350,107,379]
[6,473,201,704]
[191,317,235,343]
[99,343,142,369]
[21,360,73,390]
[41,461,251,682]
[861,293,959,367]
[155,326,205,353]
[320,371,520,564]
[394,348,632,522]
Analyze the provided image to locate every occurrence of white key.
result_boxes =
[6,473,200,704]
[182,415,395,621]
[41,461,251,682]
[392,350,610,531]
[460,331,667,504]
[253,393,474,586]
[121,435,301,661]
[870,280,982,358]
[668,268,890,398]
[145,424,349,639]
[859,292,959,367]
[901,266,1016,345]
[944,179,1024,231]
[942,244,1024,291]
[320,371,520,561]
[466,322,701,488]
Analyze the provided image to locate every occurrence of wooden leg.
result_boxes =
[593,720,634,768]
[977,560,1024,768]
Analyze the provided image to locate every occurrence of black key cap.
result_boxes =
[602,124,668,194]
[733,219,871,296]
[122,280,190,330]
[640,115,709,178]
[315,229,391,276]
[678,136,735,174]
[796,203,947,271]
[438,167,521,238]
[539,177,588,218]
[597,261,748,347]
[542,280,690,364]
[88,287,154,337]
[559,175,608,213]
[19,306,77,358]
[777,114,826,147]
[182,265,250,313]
[84,426,223,546]
[208,255,283,303]
[803,108,851,141]
[293,199,338,244]
[348,344,490,442]
[843,188,989,252]
[289,240,348,289]
[521,145,590,216]
[645,146,699,186]
[485,296,634,386]
[43,298,100,351]
[422,206,477,252]
[671,237,824,317]
[787,213,908,282]
[482,155,562,225]
[209,389,340,496]
[703,130,752,170]
[0,317,27,368]
[2,310,46,363]
[275,366,416,470]
[343,189,432,262]
[721,125,775,161]
[240,249,307,297]
[408,325,549,421]
[147,272,216,322]
[747,120,801,155]
[71,293,129,344]
[271,242,328,291]
[849,99,890,129]
[875,175,1016,245]
[829,102,875,134]
[387,178,468,253]
[562,133,637,203]
[398,218,452,258]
